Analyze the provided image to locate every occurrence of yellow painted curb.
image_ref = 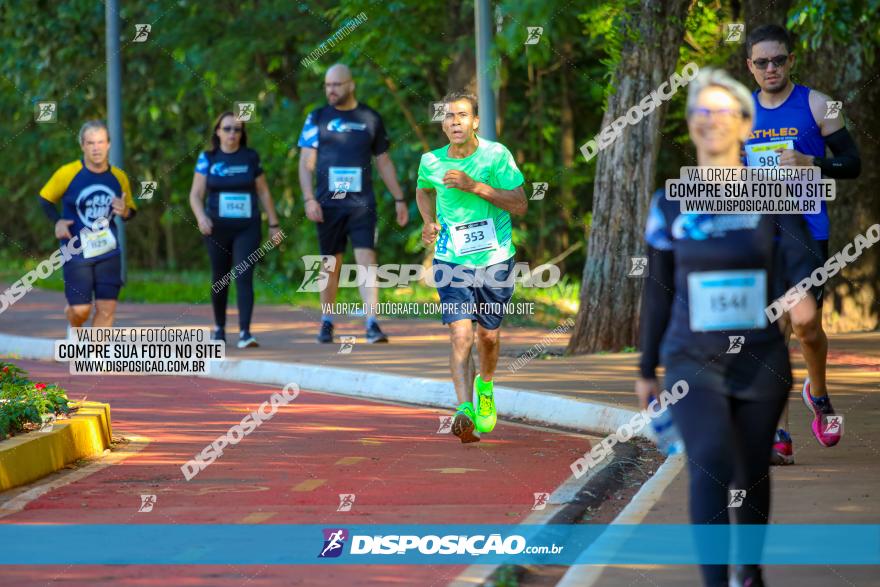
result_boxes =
[0,401,112,491]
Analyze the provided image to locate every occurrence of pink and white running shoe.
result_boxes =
[802,378,842,447]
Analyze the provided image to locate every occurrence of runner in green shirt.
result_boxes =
[416,91,527,443]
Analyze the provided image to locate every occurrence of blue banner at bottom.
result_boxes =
[0,524,877,565]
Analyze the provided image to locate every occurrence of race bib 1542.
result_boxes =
[218,192,252,218]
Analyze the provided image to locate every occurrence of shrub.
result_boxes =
[0,361,70,440]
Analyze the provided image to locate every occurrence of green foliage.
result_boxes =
[2,0,877,312]
[0,361,70,440]
[0,0,610,285]
[788,0,880,66]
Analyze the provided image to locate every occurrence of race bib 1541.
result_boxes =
[687,270,768,332]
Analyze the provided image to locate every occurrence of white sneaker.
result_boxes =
[237,332,259,349]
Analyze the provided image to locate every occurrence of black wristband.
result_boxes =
[269,223,280,228]
[394,199,405,203]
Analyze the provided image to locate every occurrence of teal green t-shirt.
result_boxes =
[417,138,524,268]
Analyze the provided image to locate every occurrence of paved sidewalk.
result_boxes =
[2,287,879,586]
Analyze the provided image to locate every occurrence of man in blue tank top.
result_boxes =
[745,24,862,464]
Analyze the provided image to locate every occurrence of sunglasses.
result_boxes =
[220,126,243,133]
[751,55,789,70]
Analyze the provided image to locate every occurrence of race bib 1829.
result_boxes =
[81,226,117,259]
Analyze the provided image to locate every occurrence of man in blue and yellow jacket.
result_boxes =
[38,120,136,329]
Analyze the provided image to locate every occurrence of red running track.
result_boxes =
[1,359,592,586]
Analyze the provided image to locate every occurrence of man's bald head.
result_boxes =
[325,64,355,107]
[325,63,352,82]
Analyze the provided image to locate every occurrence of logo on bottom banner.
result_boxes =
[318,528,349,558]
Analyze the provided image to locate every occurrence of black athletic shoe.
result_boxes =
[365,322,389,343]
[211,327,226,343]
[317,321,334,343]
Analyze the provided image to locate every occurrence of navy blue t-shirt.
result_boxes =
[638,189,820,378]
[297,104,390,208]
[195,147,263,224]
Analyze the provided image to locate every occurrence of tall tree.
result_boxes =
[567,0,691,354]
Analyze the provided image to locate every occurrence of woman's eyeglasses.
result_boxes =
[751,55,789,70]
[221,126,243,134]
[687,107,746,121]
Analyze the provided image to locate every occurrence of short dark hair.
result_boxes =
[442,91,478,116]
[210,111,248,153]
[746,24,794,57]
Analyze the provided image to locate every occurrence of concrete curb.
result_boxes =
[0,401,113,491]
[205,358,641,437]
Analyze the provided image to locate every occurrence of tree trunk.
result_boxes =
[567,0,691,354]
[163,208,177,271]
[447,0,476,93]
[558,41,576,267]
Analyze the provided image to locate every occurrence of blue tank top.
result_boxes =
[746,84,828,240]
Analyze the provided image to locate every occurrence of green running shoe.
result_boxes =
[474,375,497,433]
[452,401,480,443]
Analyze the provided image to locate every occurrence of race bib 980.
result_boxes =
[745,139,794,167]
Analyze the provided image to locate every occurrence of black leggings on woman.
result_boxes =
[665,342,791,586]
[204,220,261,333]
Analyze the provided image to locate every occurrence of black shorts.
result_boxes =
[63,255,123,305]
[317,206,377,255]
[772,238,829,308]
[432,257,516,330]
